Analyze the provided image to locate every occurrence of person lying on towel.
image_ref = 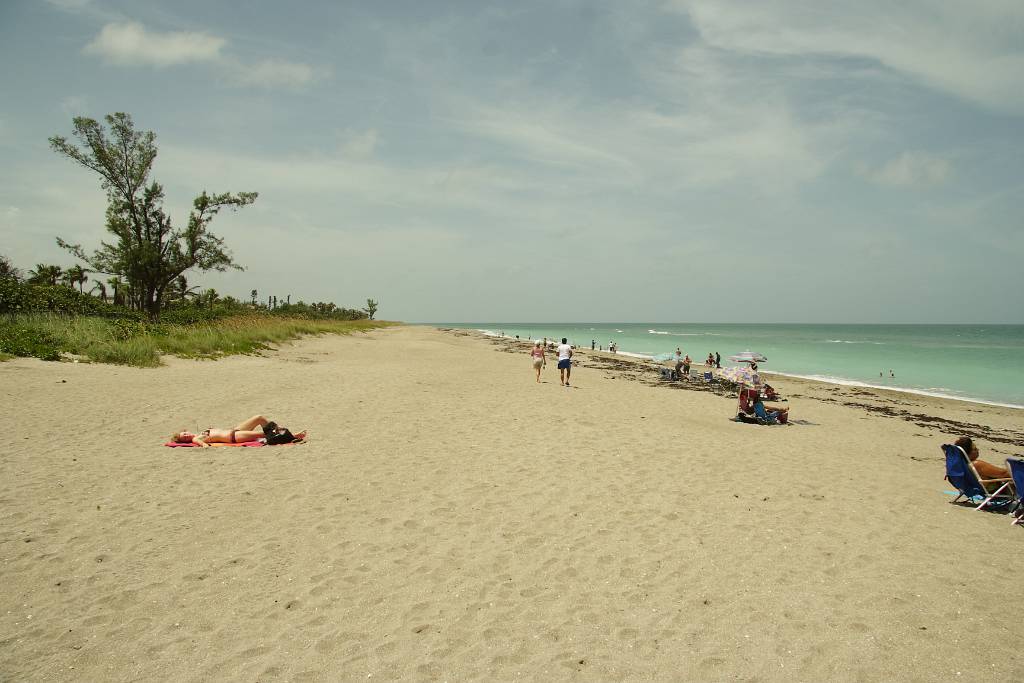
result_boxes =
[171,415,305,447]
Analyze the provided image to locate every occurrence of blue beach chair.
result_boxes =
[1006,457,1024,526]
[942,444,1014,512]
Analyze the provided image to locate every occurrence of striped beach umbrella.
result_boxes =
[718,365,761,387]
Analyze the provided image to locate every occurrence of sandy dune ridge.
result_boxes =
[2,325,1022,681]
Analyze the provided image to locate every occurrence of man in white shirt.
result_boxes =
[556,337,573,386]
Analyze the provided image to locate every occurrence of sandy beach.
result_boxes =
[2,324,1023,682]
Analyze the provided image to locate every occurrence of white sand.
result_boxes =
[2,325,1023,681]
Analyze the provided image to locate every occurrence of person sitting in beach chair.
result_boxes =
[738,391,789,424]
[955,436,1009,479]
[752,395,789,424]
[1006,457,1024,525]
[172,415,306,447]
[942,438,1015,511]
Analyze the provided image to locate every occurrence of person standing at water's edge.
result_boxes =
[557,337,573,386]
[715,352,721,369]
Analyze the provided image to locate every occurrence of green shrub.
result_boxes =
[0,321,63,360]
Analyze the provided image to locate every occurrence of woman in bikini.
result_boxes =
[172,415,305,447]
[530,340,546,383]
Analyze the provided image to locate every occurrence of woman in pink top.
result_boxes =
[530,340,546,383]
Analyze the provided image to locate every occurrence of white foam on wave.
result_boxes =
[616,350,654,360]
[767,370,1024,410]
[648,329,703,336]
[824,339,884,345]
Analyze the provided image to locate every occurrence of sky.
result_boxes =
[1,0,1022,323]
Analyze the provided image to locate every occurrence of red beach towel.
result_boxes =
[164,440,266,447]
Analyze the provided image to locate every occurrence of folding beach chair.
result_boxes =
[942,444,1015,511]
[1006,457,1024,525]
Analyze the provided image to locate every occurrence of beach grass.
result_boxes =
[0,312,396,367]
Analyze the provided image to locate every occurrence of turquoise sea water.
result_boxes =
[437,323,1024,409]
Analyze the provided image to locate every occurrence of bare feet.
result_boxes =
[294,430,308,441]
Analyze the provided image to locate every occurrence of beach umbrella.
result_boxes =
[718,365,761,387]
[729,351,767,364]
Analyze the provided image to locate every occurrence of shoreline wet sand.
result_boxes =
[2,325,1022,681]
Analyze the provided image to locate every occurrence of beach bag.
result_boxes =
[266,428,297,445]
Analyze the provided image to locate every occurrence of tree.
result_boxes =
[28,264,63,285]
[0,255,21,281]
[107,276,126,306]
[167,275,200,303]
[250,289,258,306]
[49,113,257,319]
[63,264,89,292]
[364,298,378,320]
[201,288,219,308]
[90,279,107,302]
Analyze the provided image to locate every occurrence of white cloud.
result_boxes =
[44,0,92,10]
[84,21,224,66]
[675,0,1024,113]
[60,95,89,118]
[82,22,320,90]
[860,152,952,187]
[337,129,379,159]
[232,58,317,88]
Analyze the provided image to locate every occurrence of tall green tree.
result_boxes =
[28,264,63,285]
[106,276,126,307]
[49,113,257,319]
[0,255,21,281]
[64,264,89,292]
[364,298,378,320]
[90,278,107,302]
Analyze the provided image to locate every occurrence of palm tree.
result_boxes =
[28,264,63,286]
[107,276,125,307]
[90,279,108,302]
[168,275,200,303]
[250,289,258,305]
[201,288,219,308]
[64,265,89,292]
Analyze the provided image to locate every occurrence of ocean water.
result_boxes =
[437,323,1024,409]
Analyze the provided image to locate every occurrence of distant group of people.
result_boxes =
[674,348,692,378]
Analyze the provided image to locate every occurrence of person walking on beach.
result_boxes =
[682,354,691,377]
[591,339,595,350]
[715,352,721,369]
[557,337,573,386]
[674,348,683,379]
[530,340,546,383]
